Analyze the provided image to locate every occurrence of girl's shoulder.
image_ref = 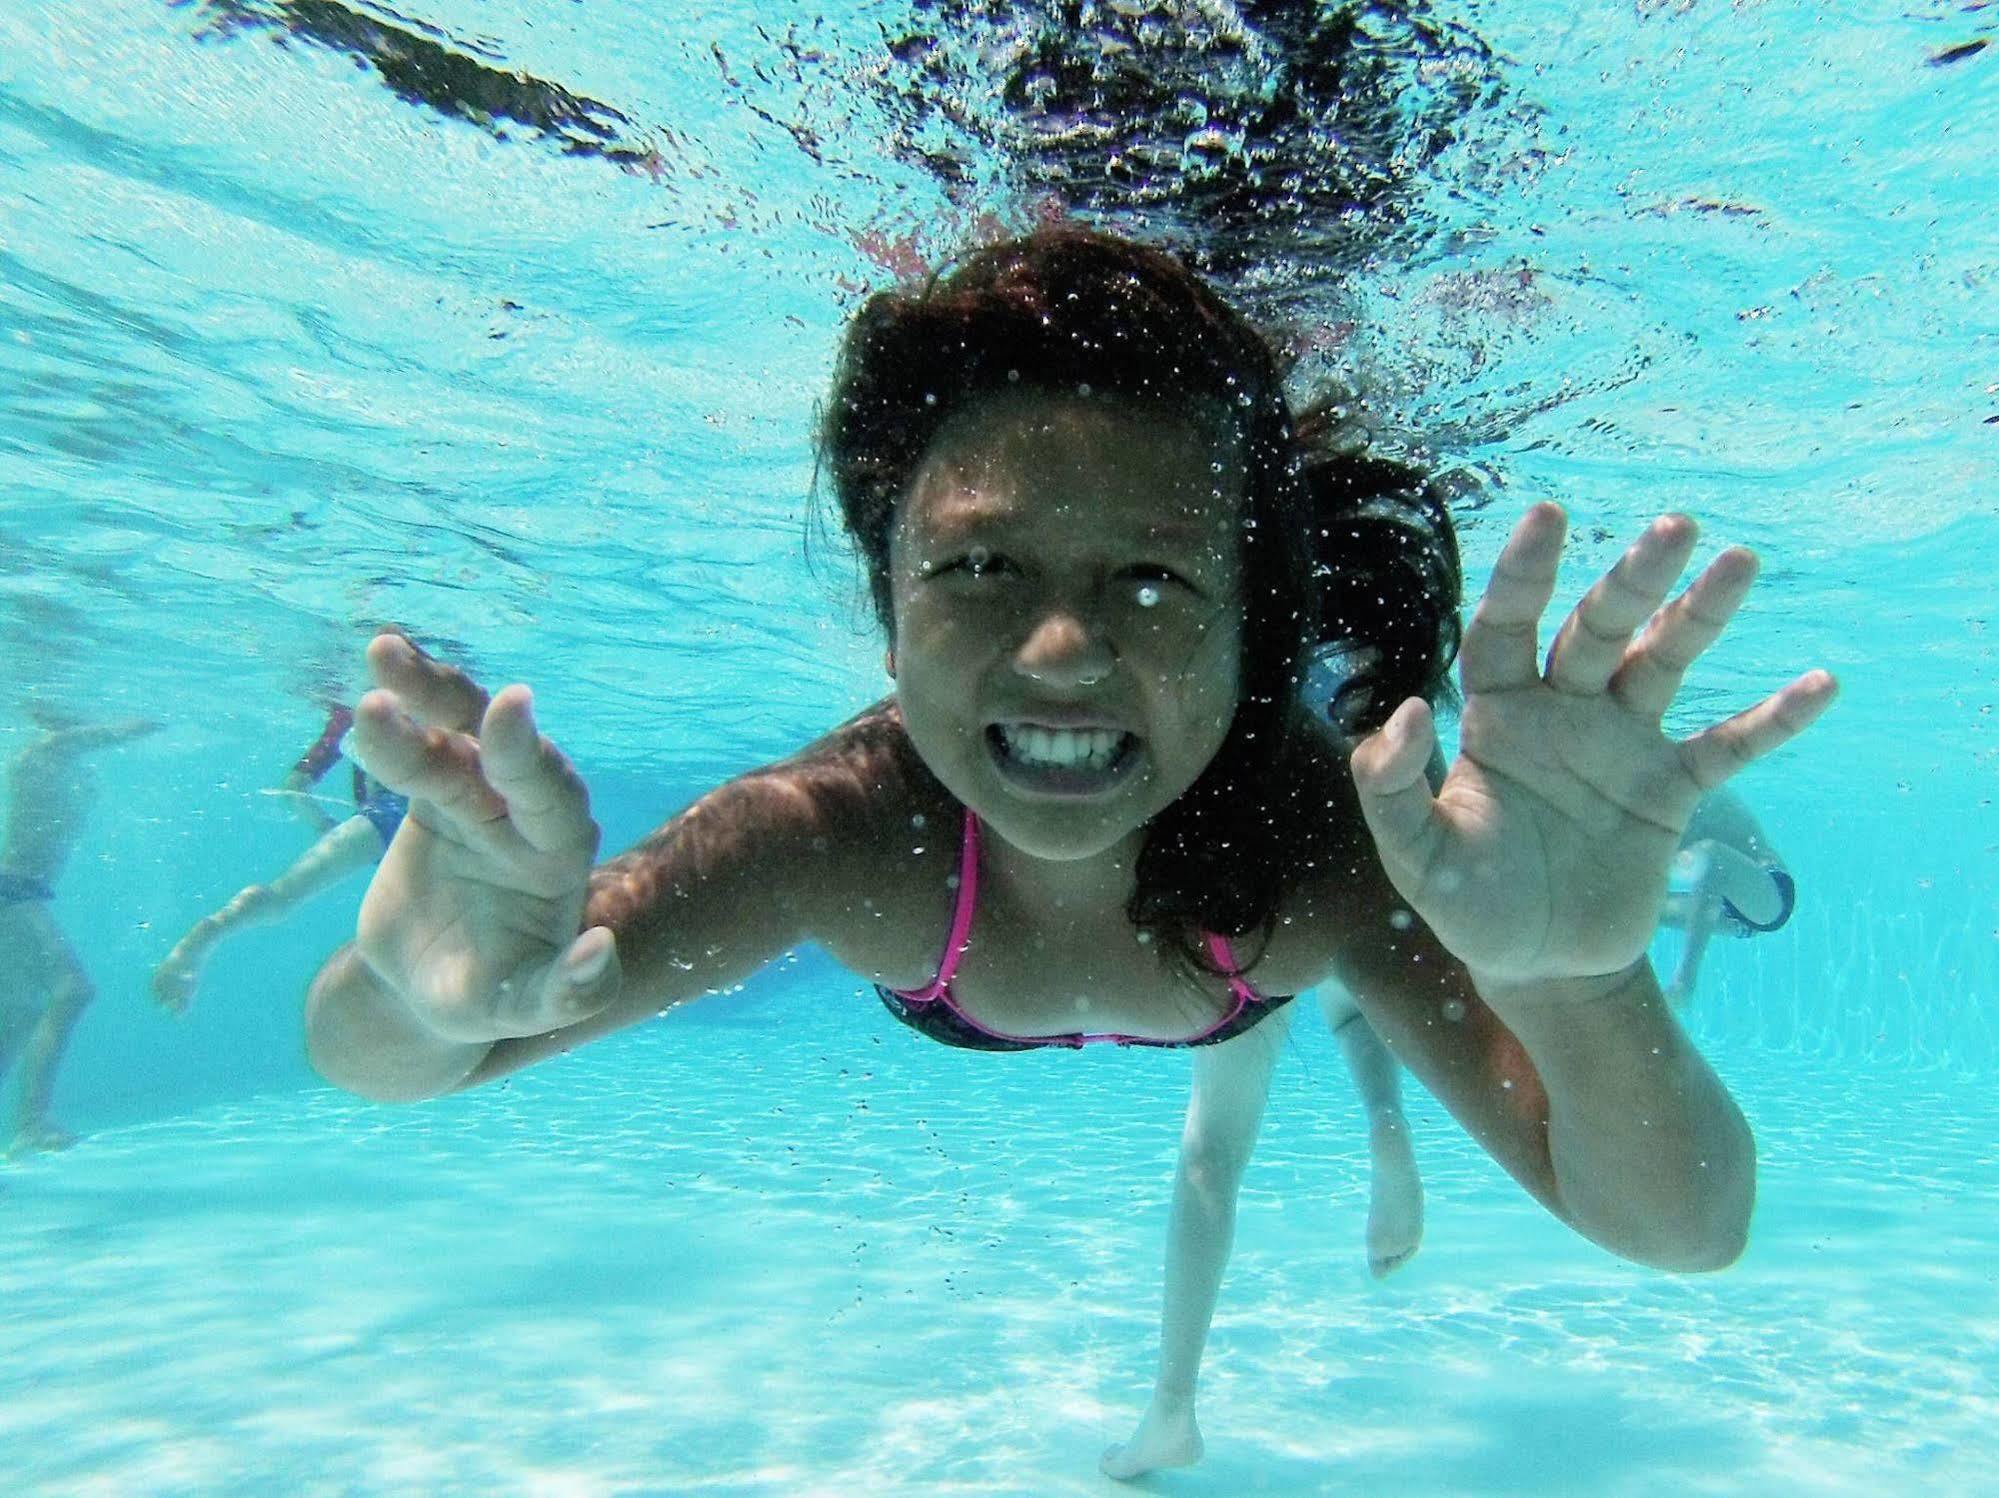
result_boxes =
[599,697,957,982]
[715,697,963,982]
[695,696,959,901]
[739,696,954,834]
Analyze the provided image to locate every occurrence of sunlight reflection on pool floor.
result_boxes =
[3,1020,1993,1496]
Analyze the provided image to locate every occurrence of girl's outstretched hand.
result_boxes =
[1348,504,1835,993]
[348,632,620,1042]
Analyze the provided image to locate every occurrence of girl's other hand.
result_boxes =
[349,632,620,1042]
[1348,504,1835,992]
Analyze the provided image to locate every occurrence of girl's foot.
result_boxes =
[1100,1394,1203,1480]
[1367,1116,1424,1277]
[8,1120,77,1158]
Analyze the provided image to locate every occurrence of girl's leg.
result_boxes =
[152,816,381,1012]
[6,910,92,1156]
[1102,1005,1290,1481]
[1322,988,1424,1277]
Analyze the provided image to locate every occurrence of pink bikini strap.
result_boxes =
[903,811,1261,1013]
[1204,932,1262,1008]
[902,807,981,1002]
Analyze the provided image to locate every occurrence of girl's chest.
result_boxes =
[941,921,1242,1040]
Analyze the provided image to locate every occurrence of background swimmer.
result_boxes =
[152,702,409,1012]
[1660,786,1796,1004]
[0,709,158,1157]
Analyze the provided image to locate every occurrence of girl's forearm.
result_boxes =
[304,943,492,1103]
[1476,964,1755,1272]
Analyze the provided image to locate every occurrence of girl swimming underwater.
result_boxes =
[304,227,1835,1478]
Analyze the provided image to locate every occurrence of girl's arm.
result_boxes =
[307,761,874,1099]
[453,768,874,1088]
[303,634,891,1101]
[1267,723,1751,1273]
[1326,507,1828,1271]
[1337,911,1753,1274]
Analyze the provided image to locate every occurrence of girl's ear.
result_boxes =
[884,648,897,680]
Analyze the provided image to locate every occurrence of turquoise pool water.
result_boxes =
[2,1,1995,1492]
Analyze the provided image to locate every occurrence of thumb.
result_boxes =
[543,926,622,1025]
[1349,697,1442,872]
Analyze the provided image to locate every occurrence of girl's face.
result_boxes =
[888,391,1245,863]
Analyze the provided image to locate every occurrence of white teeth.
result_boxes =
[999,725,1126,769]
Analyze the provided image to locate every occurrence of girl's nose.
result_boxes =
[1013,608,1116,689]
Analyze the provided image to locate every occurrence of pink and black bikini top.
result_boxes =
[876,809,1294,1052]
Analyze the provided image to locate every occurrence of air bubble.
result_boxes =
[1136,584,1161,608]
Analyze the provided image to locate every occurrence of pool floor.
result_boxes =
[3,1017,1993,1496]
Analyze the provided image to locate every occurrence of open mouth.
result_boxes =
[986,722,1141,796]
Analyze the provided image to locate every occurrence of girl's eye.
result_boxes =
[955,547,1014,578]
[1126,565,1191,602]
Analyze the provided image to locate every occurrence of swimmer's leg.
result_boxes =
[152,815,380,1012]
[1664,895,1721,1005]
[1324,989,1423,1277]
[0,996,34,1101]
[1662,843,1730,1004]
[7,915,92,1157]
[1102,1006,1289,1482]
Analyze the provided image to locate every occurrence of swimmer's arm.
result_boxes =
[308,769,865,1098]
[1284,720,1751,1270]
[454,782,860,1088]
[1337,920,1753,1273]
[277,767,341,837]
[1467,964,1753,1272]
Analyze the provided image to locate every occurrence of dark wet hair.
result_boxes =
[819,226,1460,976]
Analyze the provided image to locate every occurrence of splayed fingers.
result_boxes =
[1457,501,1565,695]
[366,630,490,733]
[1544,515,1701,697]
[1680,670,1838,790]
[1609,546,1759,719]
[352,689,519,855]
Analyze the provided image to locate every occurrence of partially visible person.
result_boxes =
[1659,787,1794,1004]
[301,229,1837,1481]
[868,1,1513,301]
[151,704,409,1013]
[0,708,159,1157]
